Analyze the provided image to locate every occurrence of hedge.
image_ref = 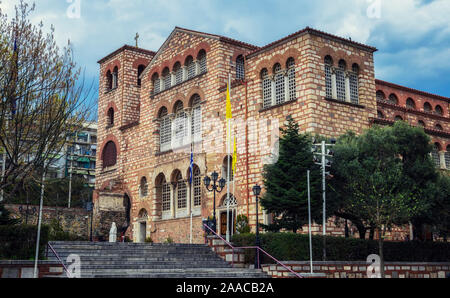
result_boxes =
[0,225,49,260]
[232,233,450,264]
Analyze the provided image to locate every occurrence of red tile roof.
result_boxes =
[376,79,450,103]
[97,45,156,64]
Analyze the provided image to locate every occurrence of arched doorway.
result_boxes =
[137,208,148,243]
[121,194,131,237]
[218,194,237,237]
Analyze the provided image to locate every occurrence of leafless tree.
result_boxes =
[0,1,94,199]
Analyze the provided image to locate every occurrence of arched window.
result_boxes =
[138,208,148,220]
[173,62,182,85]
[287,58,296,101]
[418,120,425,128]
[274,63,285,105]
[152,73,160,95]
[137,65,145,86]
[377,110,385,119]
[406,98,415,109]
[236,55,245,80]
[185,56,195,79]
[197,50,207,74]
[106,70,113,91]
[191,94,202,142]
[107,108,114,126]
[162,67,171,90]
[376,90,386,101]
[222,155,234,182]
[176,172,187,209]
[435,105,443,116]
[192,165,202,207]
[156,174,171,213]
[140,177,148,197]
[445,145,450,169]
[424,102,432,112]
[261,68,271,108]
[102,141,117,168]
[336,60,347,101]
[432,143,441,168]
[350,63,359,104]
[221,194,237,207]
[389,94,398,105]
[394,115,403,121]
[174,101,188,148]
[435,124,443,131]
[324,56,333,99]
[159,107,171,152]
[112,66,118,89]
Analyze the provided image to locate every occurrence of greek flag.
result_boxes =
[189,145,194,184]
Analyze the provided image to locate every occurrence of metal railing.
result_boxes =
[46,242,72,278]
[203,224,303,278]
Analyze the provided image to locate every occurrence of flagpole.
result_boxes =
[226,74,232,242]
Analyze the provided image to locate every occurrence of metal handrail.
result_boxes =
[47,242,72,278]
[203,224,303,278]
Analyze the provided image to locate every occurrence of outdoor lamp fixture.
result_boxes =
[204,171,226,232]
[252,184,262,269]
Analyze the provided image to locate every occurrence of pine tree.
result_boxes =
[260,117,322,232]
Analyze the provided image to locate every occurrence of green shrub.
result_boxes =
[48,218,85,241]
[231,233,450,263]
[236,215,251,234]
[165,236,174,244]
[0,224,49,260]
[145,237,153,243]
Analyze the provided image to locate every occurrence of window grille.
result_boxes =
[191,95,202,142]
[163,68,171,90]
[406,98,415,109]
[162,182,171,211]
[349,73,359,104]
[102,141,117,167]
[261,69,271,108]
[159,108,171,152]
[221,195,237,207]
[174,63,182,84]
[177,174,187,209]
[445,149,450,169]
[376,91,386,101]
[389,94,398,105]
[198,51,207,74]
[154,77,160,94]
[274,64,285,105]
[432,149,441,168]
[287,58,296,101]
[336,61,346,101]
[140,177,148,197]
[174,102,187,147]
[193,167,201,207]
[186,57,195,79]
[236,55,245,80]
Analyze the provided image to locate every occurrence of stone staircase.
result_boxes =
[47,241,270,278]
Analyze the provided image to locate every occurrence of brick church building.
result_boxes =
[94,27,450,243]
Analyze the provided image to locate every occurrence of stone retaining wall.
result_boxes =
[0,261,64,278]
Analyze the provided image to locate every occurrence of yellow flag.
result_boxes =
[232,136,237,174]
[226,83,232,119]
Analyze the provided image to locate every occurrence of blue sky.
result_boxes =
[1,0,450,104]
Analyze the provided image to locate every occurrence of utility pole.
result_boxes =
[312,139,335,261]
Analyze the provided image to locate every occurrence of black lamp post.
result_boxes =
[204,171,226,232]
[252,184,261,269]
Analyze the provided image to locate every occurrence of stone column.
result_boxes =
[331,68,337,99]
[439,151,446,169]
[171,183,176,219]
[345,72,351,102]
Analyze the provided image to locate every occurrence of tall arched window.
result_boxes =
[435,105,443,116]
[174,101,187,148]
[197,50,207,74]
[192,165,202,207]
[140,177,148,197]
[107,108,114,126]
[191,94,202,142]
[112,66,118,89]
[137,64,145,86]
[394,115,403,121]
[274,63,285,105]
[176,172,187,209]
[106,70,113,91]
[152,73,160,95]
[435,124,443,131]
[159,107,171,152]
[173,62,182,85]
[432,143,441,168]
[350,63,359,104]
[162,67,171,90]
[418,120,426,128]
[102,141,117,168]
[324,56,333,99]
[185,56,195,79]
[336,60,346,101]
[236,55,245,80]
[389,94,398,105]
[406,98,415,109]
[376,90,386,101]
[424,102,432,112]
[261,68,271,108]
[377,110,385,119]
[445,145,450,169]
[287,58,296,101]
[156,174,171,213]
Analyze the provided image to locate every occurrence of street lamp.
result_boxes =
[252,184,261,269]
[204,171,226,232]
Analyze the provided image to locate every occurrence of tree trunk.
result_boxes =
[378,228,385,278]
[369,227,375,240]
[356,224,366,239]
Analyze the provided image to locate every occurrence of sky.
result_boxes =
[1,0,449,104]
